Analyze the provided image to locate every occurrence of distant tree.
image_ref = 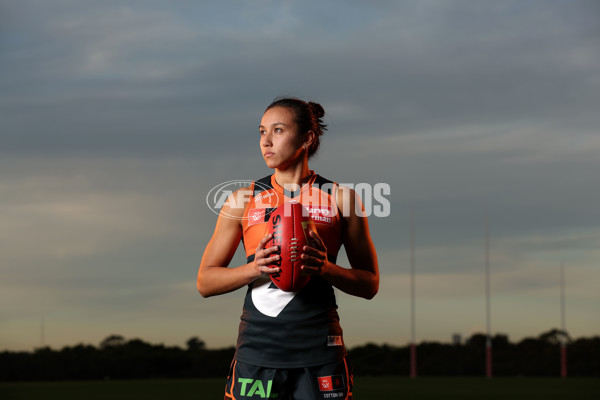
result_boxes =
[492,334,515,375]
[2,330,599,381]
[417,341,462,375]
[569,336,600,377]
[348,343,405,375]
[186,337,206,351]
[100,334,126,349]
[463,333,487,375]
[539,328,571,345]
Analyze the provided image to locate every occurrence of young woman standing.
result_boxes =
[198,98,379,399]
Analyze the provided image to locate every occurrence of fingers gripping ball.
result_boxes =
[265,201,317,292]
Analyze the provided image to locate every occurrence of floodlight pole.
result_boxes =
[41,316,45,348]
[560,262,567,378]
[485,205,492,378]
[410,206,417,378]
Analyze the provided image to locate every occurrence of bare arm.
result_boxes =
[197,188,280,298]
[301,186,379,299]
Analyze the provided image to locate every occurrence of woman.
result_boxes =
[197,97,379,399]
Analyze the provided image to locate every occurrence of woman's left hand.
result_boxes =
[300,229,330,276]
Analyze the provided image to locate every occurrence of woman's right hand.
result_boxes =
[252,233,281,276]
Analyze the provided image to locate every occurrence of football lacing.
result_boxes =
[290,237,298,261]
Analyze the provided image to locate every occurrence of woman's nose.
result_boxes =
[261,132,272,146]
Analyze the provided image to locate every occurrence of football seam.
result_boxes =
[291,204,296,289]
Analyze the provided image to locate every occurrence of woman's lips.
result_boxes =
[264,152,274,158]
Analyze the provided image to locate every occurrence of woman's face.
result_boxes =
[259,106,306,170]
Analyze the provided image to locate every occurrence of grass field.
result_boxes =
[1,377,599,399]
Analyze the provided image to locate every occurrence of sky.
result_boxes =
[1,0,599,352]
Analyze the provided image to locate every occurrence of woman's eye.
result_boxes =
[275,128,282,133]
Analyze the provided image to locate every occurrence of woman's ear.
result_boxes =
[303,130,316,150]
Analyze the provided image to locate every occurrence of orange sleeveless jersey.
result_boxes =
[235,171,347,368]
[241,171,343,262]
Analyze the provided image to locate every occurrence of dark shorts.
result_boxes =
[224,357,353,400]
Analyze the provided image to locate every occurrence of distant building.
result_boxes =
[452,334,462,345]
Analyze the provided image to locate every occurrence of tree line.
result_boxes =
[1,329,598,381]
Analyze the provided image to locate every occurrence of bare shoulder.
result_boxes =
[218,185,254,221]
[335,185,364,220]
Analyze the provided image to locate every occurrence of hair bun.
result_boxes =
[308,102,325,119]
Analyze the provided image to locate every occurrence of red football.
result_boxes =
[265,201,317,292]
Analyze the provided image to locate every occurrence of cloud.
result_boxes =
[1,0,599,350]
[3,0,599,159]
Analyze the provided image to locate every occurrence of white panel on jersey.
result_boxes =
[251,277,297,317]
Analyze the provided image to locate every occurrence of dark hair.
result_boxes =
[265,97,327,158]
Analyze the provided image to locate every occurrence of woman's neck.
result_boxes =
[274,159,312,190]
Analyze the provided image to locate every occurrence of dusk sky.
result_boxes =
[2,0,599,352]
